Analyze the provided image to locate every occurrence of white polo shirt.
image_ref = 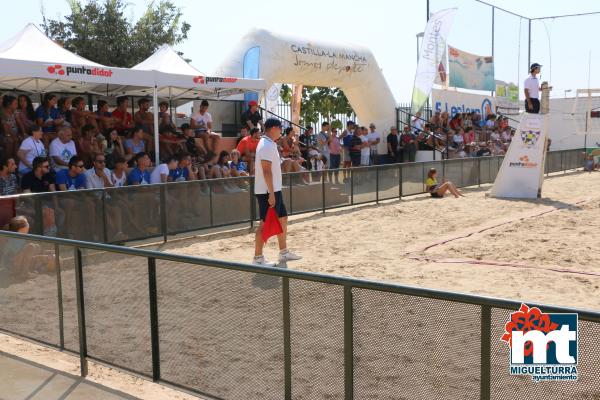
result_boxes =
[254,136,282,194]
[524,75,540,99]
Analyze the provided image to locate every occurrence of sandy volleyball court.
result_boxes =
[164,171,600,311]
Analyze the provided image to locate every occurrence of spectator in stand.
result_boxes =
[317,122,331,165]
[417,124,433,151]
[0,157,18,196]
[453,128,465,149]
[426,168,464,198]
[134,98,155,135]
[35,93,64,146]
[17,125,46,174]
[71,97,99,134]
[158,101,176,132]
[124,126,146,162]
[104,129,125,169]
[449,113,462,130]
[228,149,249,177]
[1,95,21,159]
[78,124,102,168]
[21,157,55,193]
[498,116,509,130]
[49,126,77,172]
[430,112,441,128]
[57,97,73,127]
[329,126,342,170]
[55,155,86,191]
[401,125,417,162]
[85,152,113,189]
[241,100,264,131]
[349,127,363,167]
[159,126,184,160]
[340,121,355,174]
[96,100,115,133]
[237,127,261,175]
[1,216,55,277]
[412,111,424,134]
[236,126,249,146]
[209,151,243,193]
[490,128,501,143]
[112,96,134,135]
[150,155,178,184]
[180,123,204,160]
[190,100,220,154]
[387,126,400,164]
[128,152,152,185]
[16,95,35,135]
[367,123,381,165]
[440,111,449,130]
[298,126,314,170]
[170,152,197,182]
[463,112,473,129]
[110,156,128,187]
[485,114,496,129]
[463,127,476,146]
[476,142,492,157]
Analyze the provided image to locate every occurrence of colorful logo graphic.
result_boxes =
[47,64,113,77]
[193,75,205,84]
[521,129,541,148]
[501,304,578,382]
[509,155,538,168]
[193,75,238,85]
[47,64,65,76]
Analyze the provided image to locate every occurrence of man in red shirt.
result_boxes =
[236,127,260,175]
[112,96,133,136]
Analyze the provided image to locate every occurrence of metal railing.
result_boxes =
[0,230,598,399]
[3,149,585,245]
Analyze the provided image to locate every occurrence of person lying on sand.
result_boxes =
[425,168,465,198]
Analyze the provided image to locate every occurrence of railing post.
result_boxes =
[480,305,491,400]
[159,185,168,243]
[74,247,88,377]
[55,244,64,350]
[375,167,379,204]
[399,164,402,200]
[322,171,326,213]
[288,174,293,216]
[283,277,292,400]
[250,177,255,228]
[101,191,108,243]
[33,196,43,235]
[209,182,214,227]
[148,257,161,382]
[344,286,354,400]
[350,169,354,205]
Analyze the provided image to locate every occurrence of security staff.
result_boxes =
[524,63,542,113]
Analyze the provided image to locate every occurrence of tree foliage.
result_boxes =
[42,0,190,67]
[280,84,354,128]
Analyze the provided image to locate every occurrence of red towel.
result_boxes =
[262,207,283,242]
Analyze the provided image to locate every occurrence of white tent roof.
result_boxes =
[132,44,204,76]
[0,24,153,94]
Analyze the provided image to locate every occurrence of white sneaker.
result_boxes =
[278,250,302,263]
[252,255,276,267]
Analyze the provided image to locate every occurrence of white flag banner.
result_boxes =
[265,83,282,116]
[411,8,457,115]
[490,113,549,199]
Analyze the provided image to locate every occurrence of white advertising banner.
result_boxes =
[265,83,282,115]
[490,113,548,199]
[432,89,495,118]
[411,8,457,114]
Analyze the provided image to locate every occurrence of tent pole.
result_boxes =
[168,87,174,127]
[153,86,160,165]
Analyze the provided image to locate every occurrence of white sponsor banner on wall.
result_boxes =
[432,89,495,117]
[490,113,548,199]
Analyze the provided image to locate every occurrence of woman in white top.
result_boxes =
[110,156,128,187]
[359,126,371,166]
[17,125,46,173]
[452,131,464,148]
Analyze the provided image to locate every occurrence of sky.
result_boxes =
[4,0,600,102]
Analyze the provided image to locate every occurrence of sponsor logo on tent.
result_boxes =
[193,75,238,85]
[47,64,113,78]
[501,304,578,382]
[509,155,538,168]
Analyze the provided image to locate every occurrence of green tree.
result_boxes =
[280,84,354,127]
[41,0,190,68]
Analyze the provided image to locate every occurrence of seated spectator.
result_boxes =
[490,128,501,143]
[209,151,242,193]
[298,126,316,169]
[158,101,175,132]
[449,113,462,130]
[453,129,464,149]
[583,154,598,172]
[128,152,152,185]
[57,97,73,127]
[85,153,113,189]
[108,156,128,187]
[150,155,178,184]
[35,93,64,146]
[463,127,475,146]
[463,112,473,129]
[20,157,57,236]
[96,100,115,133]
[78,124,102,168]
[485,114,496,129]
[104,129,126,169]
[56,155,87,191]
[16,94,35,135]
[18,125,46,174]
[134,98,155,135]
[426,168,464,198]
[180,123,204,160]
[0,157,18,196]
[476,142,492,157]
[170,152,197,182]
[236,126,249,146]
[228,149,249,177]
[190,100,220,154]
[1,95,22,159]
[440,111,449,130]
[159,126,185,160]
[124,126,146,162]
[49,126,77,172]
[112,96,134,135]
[1,216,55,278]
[411,111,424,134]
[236,127,261,174]
[241,100,264,131]
[430,112,441,128]
[71,97,99,134]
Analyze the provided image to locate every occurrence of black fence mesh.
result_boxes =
[353,289,482,400]
[489,308,600,399]
[81,249,152,377]
[443,159,464,188]
[546,151,562,174]
[155,261,284,400]
[480,158,493,184]
[324,171,352,209]
[289,280,345,400]
[377,165,401,201]
[289,172,323,214]
[209,178,253,226]
[401,163,425,196]
[51,190,105,242]
[0,236,60,346]
[58,245,79,353]
[165,180,211,234]
[352,168,377,205]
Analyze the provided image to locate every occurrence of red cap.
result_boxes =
[248,100,258,107]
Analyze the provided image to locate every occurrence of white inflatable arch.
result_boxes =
[215,29,397,146]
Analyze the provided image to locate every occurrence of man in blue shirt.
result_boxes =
[55,155,87,191]
[169,152,196,182]
[128,152,152,185]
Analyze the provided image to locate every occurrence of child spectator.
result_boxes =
[35,93,64,145]
[228,149,248,177]
[57,97,72,127]
[110,156,128,187]
[55,155,87,191]
[128,152,151,185]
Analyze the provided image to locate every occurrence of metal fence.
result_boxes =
[276,101,359,129]
[3,149,585,245]
[0,230,598,400]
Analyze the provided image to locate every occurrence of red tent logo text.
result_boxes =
[47,65,65,76]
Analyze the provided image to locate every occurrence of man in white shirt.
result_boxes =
[85,153,113,189]
[190,99,220,154]
[253,118,302,266]
[367,123,381,165]
[412,111,424,133]
[359,127,370,166]
[524,63,542,114]
[49,126,77,172]
[150,156,178,184]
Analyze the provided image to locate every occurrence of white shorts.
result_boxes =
[360,154,370,166]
